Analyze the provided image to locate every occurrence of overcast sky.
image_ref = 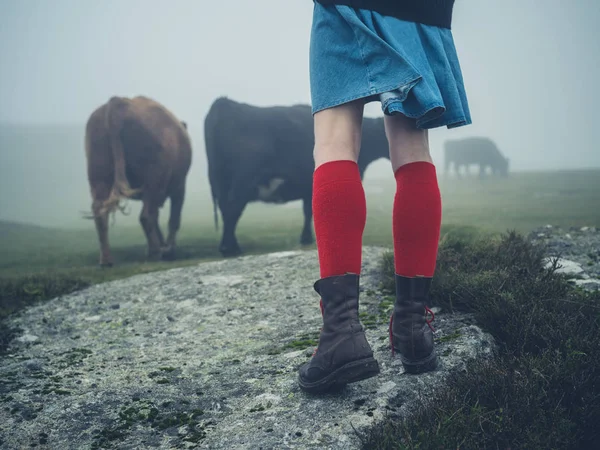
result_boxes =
[1,0,599,172]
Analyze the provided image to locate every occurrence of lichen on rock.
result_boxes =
[0,246,495,449]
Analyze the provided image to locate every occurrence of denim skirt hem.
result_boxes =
[309,2,472,130]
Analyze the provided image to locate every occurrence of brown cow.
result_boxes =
[85,96,192,266]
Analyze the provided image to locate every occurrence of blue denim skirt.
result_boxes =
[309,2,472,129]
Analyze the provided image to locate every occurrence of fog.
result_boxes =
[1,0,599,228]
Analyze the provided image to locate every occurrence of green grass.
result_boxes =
[435,168,600,232]
[0,169,599,346]
[1,168,600,445]
[365,230,600,449]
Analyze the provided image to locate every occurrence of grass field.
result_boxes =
[1,168,599,321]
[367,230,600,449]
[1,168,599,448]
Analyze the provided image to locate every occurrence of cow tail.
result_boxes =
[211,181,219,231]
[100,97,139,217]
[205,116,219,232]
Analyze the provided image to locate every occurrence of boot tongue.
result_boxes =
[311,275,361,321]
[313,279,322,294]
[313,274,360,296]
[395,275,432,301]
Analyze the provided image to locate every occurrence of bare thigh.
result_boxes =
[384,114,432,172]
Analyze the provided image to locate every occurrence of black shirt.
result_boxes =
[314,0,455,29]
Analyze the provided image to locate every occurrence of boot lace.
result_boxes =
[388,307,436,356]
[425,306,435,331]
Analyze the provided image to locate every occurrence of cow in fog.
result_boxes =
[444,137,509,178]
[204,96,390,257]
[85,96,192,266]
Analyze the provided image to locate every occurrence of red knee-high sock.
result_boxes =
[313,160,366,278]
[393,161,442,278]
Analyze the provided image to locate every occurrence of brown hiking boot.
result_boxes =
[389,275,438,374]
[298,273,380,394]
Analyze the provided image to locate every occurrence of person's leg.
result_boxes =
[298,100,380,394]
[385,113,440,374]
[385,114,440,278]
[312,100,365,278]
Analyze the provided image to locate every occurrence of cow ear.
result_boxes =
[181,121,188,130]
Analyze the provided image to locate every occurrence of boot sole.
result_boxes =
[398,350,438,374]
[298,357,380,394]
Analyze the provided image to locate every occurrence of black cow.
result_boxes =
[204,97,390,257]
[444,136,509,178]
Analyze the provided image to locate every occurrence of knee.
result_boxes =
[388,137,432,172]
[139,211,150,226]
[313,103,363,168]
[92,200,102,215]
[92,200,108,219]
[313,141,359,168]
[392,150,433,170]
[385,115,433,171]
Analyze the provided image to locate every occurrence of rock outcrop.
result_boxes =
[0,247,495,449]
[531,225,600,291]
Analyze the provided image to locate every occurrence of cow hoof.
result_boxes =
[220,246,242,258]
[99,262,113,269]
[161,247,177,261]
[147,251,162,262]
[300,236,314,246]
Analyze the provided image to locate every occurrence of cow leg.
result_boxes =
[300,195,314,245]
[163,184,185,260]
[91,184,113,267]
[153,206,168,258]
[93,203,113,267]
[219,199,247,257]
[139,197,162,261]
[149,206,165,249]
[156,221,166,248]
